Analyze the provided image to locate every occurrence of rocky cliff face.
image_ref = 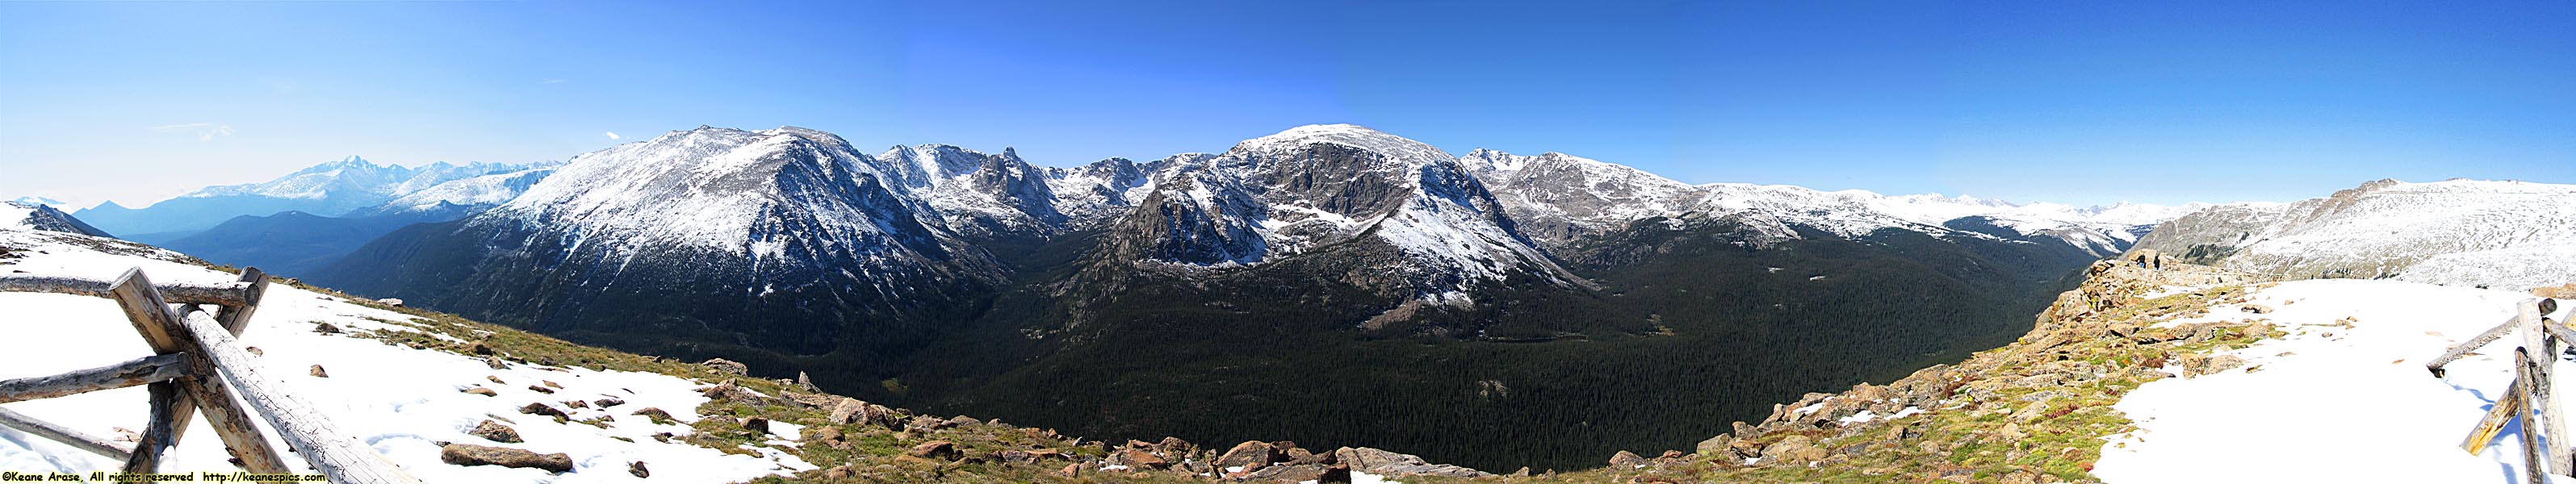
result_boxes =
[2134,178,2576,291]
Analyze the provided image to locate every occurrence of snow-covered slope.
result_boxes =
[1457,148,1702,244]
[315,127,996,356]
[874,144,1067,238]
[1451,147,2197,256]
[3,201,114,238]
[2094,278,2574,482]
[1039,154,1205,228]
[350,168,557,218]
[489,127,965,269]
[2135,178,2576,291]
[0,227,813,482]
[1099,124,1578,299]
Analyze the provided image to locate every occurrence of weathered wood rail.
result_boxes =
[0,267,420,483]
[2429,298,2567,483]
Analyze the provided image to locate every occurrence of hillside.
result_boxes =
[2135,178,2576,292]
[1451,259,2570,483]
[2,202,1481,484]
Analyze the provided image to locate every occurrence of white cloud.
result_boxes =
[605,131,621,140]
[151,123,233,141]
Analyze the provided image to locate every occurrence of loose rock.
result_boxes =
[907,440,960,461]
[467,420,521,444]
[702,358,748,376]
[439,444,572,473]
[519,403,567,419]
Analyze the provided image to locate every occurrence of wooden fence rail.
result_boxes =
[0,267,419,483]
[2431,298,2569,484]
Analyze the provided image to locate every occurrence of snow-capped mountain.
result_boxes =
[2,201,113,237]
[875,144,1068,238]
[1457,148,1703,244]
[314,127,1003,356]
[1040,153,1205,227]
[349,167,558,219]
[1454,146,2199,258]
[1095,124,1580,302]
[72,156,547,238]
[2134,178,2576,291]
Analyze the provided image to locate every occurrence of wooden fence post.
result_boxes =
[2520,348,2548,484]
[104,269,291,475]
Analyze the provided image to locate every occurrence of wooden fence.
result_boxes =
[0,267,418,483]
[2429,298,2566,484]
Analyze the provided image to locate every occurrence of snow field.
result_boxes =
[0,230,814,482]
[2096,278,2575,483]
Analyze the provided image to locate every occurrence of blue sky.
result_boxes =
[5,1,2574,209]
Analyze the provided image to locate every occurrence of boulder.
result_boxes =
[2240,303,2274,314]
[742,417,771,435]
[439,444,572,473]
[526,385,554,394]
[907,440,960,461]
[1215,440,1280,469]
[702,358,748,376]
[1242,464,1327,482]
[467,419,521,444]
[1761,435,1827,464]
[1608,450,1648,467]
[308,365,329,378]
[593,397,625,408]
[630,407,673,422]
[1331,447,1491,478]
[628,461,649,478]
[1111,449,1169,469]
[460,387,496,397]
[1695,435,1732,457]
[518,403,566,419]
[1285,447,1330,465]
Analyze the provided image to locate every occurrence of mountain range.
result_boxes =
[71,156,555,242]
[279,124,2184,469]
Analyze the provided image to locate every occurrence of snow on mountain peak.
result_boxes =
[1230,124,1456,169]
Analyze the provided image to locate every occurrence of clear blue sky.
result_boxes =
[6,1,2574,209]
